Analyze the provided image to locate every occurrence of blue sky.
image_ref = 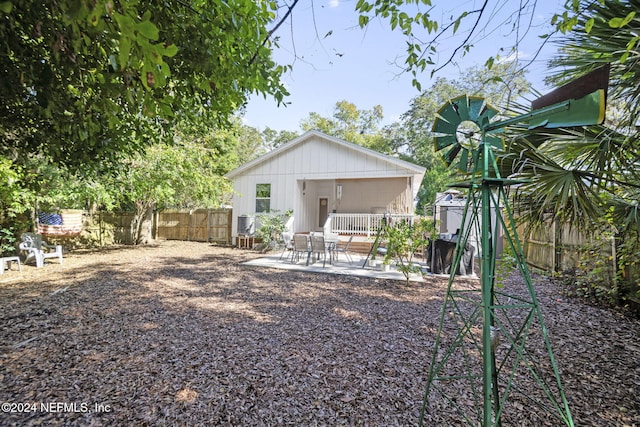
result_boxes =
[242,1,564,132]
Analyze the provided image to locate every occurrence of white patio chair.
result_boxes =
[310,235,329,267]
[19,232,63,268]
[279,231,294,260]
[333,235,354,264]
[292,234,310,265]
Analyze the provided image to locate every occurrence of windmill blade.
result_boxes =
[477,103,499,128]
[443,144,462,166]
[432,116,459,135]
[467,97,486,121]
[432,102,462,133]
[434,134,458,151]
[453,95,470,122]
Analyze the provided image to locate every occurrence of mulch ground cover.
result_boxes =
[0,241,638,426]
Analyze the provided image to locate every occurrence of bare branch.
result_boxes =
[432,1,489,74]
[249,0,300,67]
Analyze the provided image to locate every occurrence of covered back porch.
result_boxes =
[295,176,417,235]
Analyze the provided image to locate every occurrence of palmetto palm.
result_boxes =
[501,0,640,233]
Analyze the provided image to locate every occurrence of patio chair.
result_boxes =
[292,234,310,265]
[279,231,294,260]
[310,235,329,267]
[19,232,63,268]
[333,235,354,264]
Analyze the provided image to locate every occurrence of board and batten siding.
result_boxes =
[245,138,413,180]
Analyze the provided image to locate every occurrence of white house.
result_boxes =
[225,130,426,242]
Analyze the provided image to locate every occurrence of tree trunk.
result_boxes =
[132,202,154,245]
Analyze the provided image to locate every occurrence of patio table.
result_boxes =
[324,237,339,262]
[0,256,21,274]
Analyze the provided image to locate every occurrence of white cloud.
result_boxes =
[329,0,339,8]
[498,50,528,63]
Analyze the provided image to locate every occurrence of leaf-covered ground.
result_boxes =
[0,241,638,426]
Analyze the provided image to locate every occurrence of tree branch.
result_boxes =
[432,1,489,74]
[249,0,300,67]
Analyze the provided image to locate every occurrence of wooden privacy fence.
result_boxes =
[94,209,232,245]
[519,219,640,310]
[99,211,137,244]
[518,220,612,272]
[155,209,232,243]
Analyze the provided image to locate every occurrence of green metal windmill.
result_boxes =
[421,66,609,426]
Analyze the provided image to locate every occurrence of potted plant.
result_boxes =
[380,257,391,272]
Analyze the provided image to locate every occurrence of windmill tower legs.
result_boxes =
[421,180,574,426]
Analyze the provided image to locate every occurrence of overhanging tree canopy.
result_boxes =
[0,0,290,169]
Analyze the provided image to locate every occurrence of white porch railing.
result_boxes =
[324,213,416,237]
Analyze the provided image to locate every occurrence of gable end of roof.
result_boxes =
[225,130,426,178]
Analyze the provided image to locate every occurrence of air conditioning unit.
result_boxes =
[237,215,255,236]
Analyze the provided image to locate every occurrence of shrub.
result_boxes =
[255,210,293,252]
[384,217,437,284]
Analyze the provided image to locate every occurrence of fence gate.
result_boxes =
[155,209,231,244]
[208,209,232,244]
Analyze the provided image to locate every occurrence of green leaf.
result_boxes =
[163,43,179,57]
[113,13,135,37]
[620,11,635,26]
[137,20,159,40]
[0,1,12,13]
[608,17,623,28]
[88,4,103,26]
[609,11,636,29]
[572,0,579,10]
[620,51,629,63]
[585,18,594,33]
[453,12,468,34]
[626,36,639,51]
[119,37,131,69]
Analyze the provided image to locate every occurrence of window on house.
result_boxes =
[256,183,271,213]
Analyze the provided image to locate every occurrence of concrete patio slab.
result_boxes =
[241,252,425,282]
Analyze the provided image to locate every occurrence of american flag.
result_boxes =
[38,212,82,235]
[38,212,63,225]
